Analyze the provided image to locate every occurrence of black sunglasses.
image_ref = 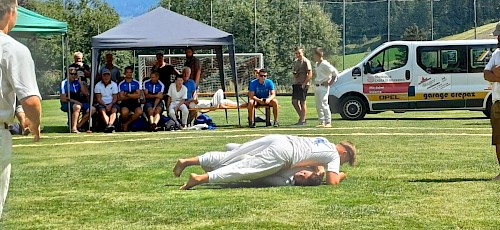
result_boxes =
[259,74,267,77]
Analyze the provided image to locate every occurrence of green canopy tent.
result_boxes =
[11,6,71,132]
[11,6,67,35]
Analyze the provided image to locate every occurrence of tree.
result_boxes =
[401,24,429,41]
[160,0,340,87]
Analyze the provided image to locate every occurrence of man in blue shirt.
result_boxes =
[118,66,143,132]
[248,69,279,128]
[182,67,197,125]
[143,71,165,131]
[60,67,95,133]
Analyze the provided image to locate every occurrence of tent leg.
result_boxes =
[215,47,229,124]
[228,44,241,127]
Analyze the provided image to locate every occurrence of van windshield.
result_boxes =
[366,45,408,74]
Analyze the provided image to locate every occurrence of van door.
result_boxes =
[466,45,496,108]
[413,46,468,109]
[362,45,411,110]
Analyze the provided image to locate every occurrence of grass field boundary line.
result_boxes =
[13,132,490,148]
[12,127,492,140]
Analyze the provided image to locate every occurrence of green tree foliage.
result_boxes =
[160,0,340,88]
[401,24,429,41]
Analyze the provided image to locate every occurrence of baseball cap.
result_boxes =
[492,21,500,36]
[102,69,111,75]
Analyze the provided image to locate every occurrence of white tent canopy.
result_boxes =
[90,7,241,127]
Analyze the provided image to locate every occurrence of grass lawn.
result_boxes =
[1,97,500,229]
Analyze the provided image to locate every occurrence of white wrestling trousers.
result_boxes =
[198,135,294,183]
[189,89,224,109]
[315,85,331,124]
[168,101,189,125]
[0,130,12,219]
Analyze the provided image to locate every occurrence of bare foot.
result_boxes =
[493,173,500,181]
[173,159,187,177]
[180,173,203,190]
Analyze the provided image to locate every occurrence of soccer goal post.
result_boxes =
[138,53,264,94]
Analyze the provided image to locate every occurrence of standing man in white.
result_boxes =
[0,0,42,218]
[312,48,338,128]
[483,21,500,180]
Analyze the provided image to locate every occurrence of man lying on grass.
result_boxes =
[173,134,356,189]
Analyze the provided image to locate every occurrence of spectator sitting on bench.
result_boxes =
[143,71,165,132]
[95,69,119,133]
[248,69,279,128]
[118,66,143,132]
[167,76,189,130]
[60,67,95,133]
[189,89,247,110]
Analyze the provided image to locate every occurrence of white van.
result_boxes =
[329,39,498,119]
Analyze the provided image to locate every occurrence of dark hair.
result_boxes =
[258,68,267,74]
[0,0,16,19]
[150,71,159,77]
[175,75,184,80]
[314,47,324,57]
[296,173,323,186]
[185,47,194,52]
[156,52,164,56]
[124,66,133,72]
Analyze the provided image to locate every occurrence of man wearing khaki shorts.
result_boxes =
[484,21,500,180]
[1,0,42,218]
[292,47,312,126]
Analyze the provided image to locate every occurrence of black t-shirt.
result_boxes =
[152,64,178,85]
[69,62,91,82]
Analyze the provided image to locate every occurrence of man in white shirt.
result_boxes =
[167,76,189,129]
[0,0,42,218]
[95,69,119,133]
[483,21,500,180]
[313,47,338,128]
[173,135,356,190]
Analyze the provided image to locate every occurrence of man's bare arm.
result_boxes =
[325,171,346,185]
[20,96,41,142]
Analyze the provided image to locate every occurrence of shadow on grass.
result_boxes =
[164,182,277,190]
[409,178,491,183]
[360,117,487,121]
[42,126,70,133]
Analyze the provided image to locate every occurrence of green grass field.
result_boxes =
[2,97,500,229]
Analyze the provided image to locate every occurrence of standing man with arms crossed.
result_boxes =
[483,22,500,180]
[312,48,338,128]
[292,47,312,126]
[0,0,42,218]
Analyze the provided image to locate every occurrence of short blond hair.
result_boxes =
[74,51,83,58]
[339,141,356,166]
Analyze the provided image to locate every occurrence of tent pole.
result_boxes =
[63,34,71,133]
[89,48,100,131]
[229,43,241,127]
[215,47,228,124]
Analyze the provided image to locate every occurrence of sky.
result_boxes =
[102,0,159,21]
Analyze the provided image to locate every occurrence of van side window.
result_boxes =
[366,45,408,74]
[417,46,467,74]
[469,45,496,73]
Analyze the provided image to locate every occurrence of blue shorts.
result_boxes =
[96,103,120,112]
[144,101,164,113]
[60,102,90,113]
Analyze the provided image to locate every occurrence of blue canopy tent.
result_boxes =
[90,7,242,127]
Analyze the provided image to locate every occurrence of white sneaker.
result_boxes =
[324,123,332,128]
[316,123,325,128]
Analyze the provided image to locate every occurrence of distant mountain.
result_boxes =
[103,0,159,18]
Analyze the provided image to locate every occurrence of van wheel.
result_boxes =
[339,96,367,120]
[483,97,492,118]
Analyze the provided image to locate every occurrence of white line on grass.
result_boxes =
[13,132,490,148]
[11,126,492,140]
